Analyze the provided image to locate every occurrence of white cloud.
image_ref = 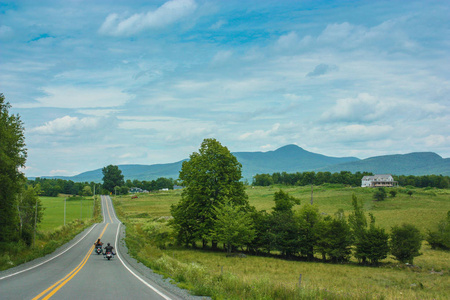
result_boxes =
[322,93,394,123]
[424,135,450,147]
[239,123,280,140]
[99,0,197,36]
[23,86,132,109]
[30,116,100,135]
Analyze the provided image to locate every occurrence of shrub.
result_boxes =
[390,223,422,264]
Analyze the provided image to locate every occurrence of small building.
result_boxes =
[361,174,398,187]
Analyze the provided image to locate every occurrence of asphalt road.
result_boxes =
[0,195,202,300]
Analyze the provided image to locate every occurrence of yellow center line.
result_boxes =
[105,196,114,223]
[32,223,109,300]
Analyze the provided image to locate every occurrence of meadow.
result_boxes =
[114,185,450,299]
[39,196,95,231]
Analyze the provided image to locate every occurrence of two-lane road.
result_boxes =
[0,196,184,300]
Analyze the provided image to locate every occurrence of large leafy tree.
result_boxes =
[171,138,249,248]
[102,165,124,193]
[0,94,27,243]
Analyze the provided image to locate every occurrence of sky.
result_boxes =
[1,0,449,177]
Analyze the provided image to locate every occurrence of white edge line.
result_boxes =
[0,224,98,281]
[114,222,172,300]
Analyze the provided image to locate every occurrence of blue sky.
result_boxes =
[1,0,449,177]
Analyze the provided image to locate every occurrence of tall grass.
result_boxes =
[115,186,450,299]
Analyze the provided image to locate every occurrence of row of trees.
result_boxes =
[170,139,424,265]
[26,168,175,197]
[252,171,450,189]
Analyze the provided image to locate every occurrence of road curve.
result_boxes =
[0,196,200,300]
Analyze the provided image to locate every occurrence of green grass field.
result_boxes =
[39,196,95,231]
[115,185,450,299]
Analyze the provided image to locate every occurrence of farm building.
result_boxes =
[361,174,398,187]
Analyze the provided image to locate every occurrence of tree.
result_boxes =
[102,165,124,193]
[426,211,450,250]
[389,190,397,198]
[170,138,249,248]
[348,194,368,263]
[212,201,255,254]
[17,185,44,246]
[316,211,352,263]
[364,214,389,265]
[272,189,300,213]
[390,223,422,264]
[0,93,27,243]
[269,190,300,257]
[373,187,387,201]
[82,185,92,196]
[297,204,320,260]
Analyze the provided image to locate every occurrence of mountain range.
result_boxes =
[33,145,450,182]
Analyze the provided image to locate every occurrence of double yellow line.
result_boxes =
[33,224,109,300]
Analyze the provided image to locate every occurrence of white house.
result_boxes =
[361,174,398,187]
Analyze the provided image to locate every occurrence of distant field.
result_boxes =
[115,185,450,299]
[39,196,95,232]
[119,185,449,233]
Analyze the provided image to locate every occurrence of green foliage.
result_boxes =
[364,215,389,265]
[0,93,27,243]
[272,189,300,213]
[252,173,274,186]
[373,187,387,201]
[389,190,397,197]
[102,165,124,192]
[212,201,256,254]
[426,211,450,250]
[348,194,368,263]
[17,185,45,245]
[297,204,320,260]
[316,212,352,263]
[82,185,92,196]
[171,138,250,247]
[390,223,422,264]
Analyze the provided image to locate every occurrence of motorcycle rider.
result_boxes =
[103,243,115,256]
[94,239,103,247]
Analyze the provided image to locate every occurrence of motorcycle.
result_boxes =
[95,245,102,255]
[104,251,114,260]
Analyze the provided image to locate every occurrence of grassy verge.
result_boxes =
[0,195,102,271]
[114,186,450,299]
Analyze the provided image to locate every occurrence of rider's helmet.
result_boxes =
[107,243,110,246]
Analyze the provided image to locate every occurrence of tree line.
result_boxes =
[170,139,431,266]
[26,172,175,197]
[252,171,450,189]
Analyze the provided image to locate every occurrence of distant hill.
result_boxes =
[31,145,449,182]
[318,152,450,176]
[234,144,359,180]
